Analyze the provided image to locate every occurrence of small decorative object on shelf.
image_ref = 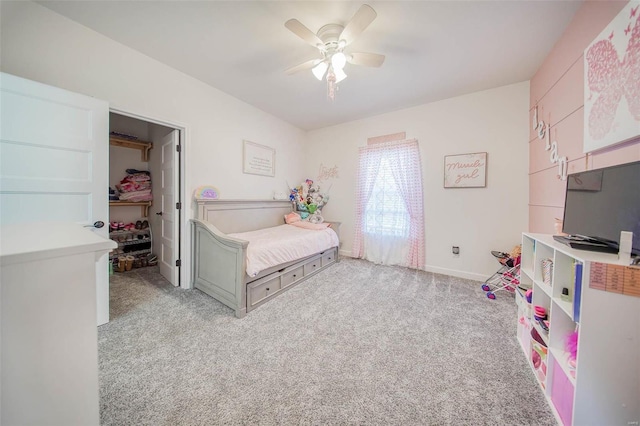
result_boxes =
[194,185,220,200]
[541,258,553,286]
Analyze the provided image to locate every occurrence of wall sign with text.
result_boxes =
[243,140,275,177]
[444,152,487,188]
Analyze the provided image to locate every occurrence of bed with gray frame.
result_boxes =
[191,199,340,318]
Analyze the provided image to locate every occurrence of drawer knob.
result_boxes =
[266,288,270,291]
[313,264,316,267]
[293,274,297,278]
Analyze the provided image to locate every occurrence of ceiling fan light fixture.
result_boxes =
[331,52,347,70]
[285,4,383,101]
[333,66,347,83]
[312,61,328,80]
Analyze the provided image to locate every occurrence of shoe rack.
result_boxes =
[110,223,153,271]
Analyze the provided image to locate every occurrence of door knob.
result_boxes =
[85,220,105,228]
[156,212,163,216]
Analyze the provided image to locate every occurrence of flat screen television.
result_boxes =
[561,160,640,256]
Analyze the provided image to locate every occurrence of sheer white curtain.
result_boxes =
[352,139,425,268]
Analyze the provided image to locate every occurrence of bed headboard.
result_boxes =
[195,199,293,234]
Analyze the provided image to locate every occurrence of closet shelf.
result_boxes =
[109,201,152,217]
[109,136,153,161]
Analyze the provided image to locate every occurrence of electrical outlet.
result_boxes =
[452,246,460,255]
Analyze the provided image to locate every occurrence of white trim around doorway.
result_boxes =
[109,107,191,289]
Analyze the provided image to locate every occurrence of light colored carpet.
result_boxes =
[100,258,555,425]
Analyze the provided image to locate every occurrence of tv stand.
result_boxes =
[552,234,618,254]
[519,233,640,425]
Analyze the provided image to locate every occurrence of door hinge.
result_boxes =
[176,259,181,267]
[176,202,181,210]
[176,144,181,153]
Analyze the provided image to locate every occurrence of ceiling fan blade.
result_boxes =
[285,19,324,48]
[339,4,377,46]
[285,59,320,75]
[348,52,385,67]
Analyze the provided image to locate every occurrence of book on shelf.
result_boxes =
[573,261,583,323]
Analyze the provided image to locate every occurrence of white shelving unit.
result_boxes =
[518,233,640,426]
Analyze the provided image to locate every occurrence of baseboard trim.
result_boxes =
[339,249,352,258]
[338,251,485,282]
[422,265,485,282]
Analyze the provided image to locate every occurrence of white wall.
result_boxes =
[1,1,530,282]
[1,1,306,286]
[1,1,305,201]
[305,82,530,280]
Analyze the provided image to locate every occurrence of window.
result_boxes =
[352,139,425,269]
[364,157,410,237]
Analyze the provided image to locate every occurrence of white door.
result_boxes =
[158,130,179,286]
[0,72,110,325]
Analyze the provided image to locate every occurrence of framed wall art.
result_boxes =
[584,0,640,153]
[444,152,487,188]
[243,140,275,177]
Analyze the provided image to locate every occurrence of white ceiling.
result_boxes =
[38,1,583,130]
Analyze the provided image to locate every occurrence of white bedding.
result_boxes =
[228,224,339,277]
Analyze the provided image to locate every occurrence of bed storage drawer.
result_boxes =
[247,275,281,309]
[282,266,303,288]
[321,248,337,266]
[303,256,322,276]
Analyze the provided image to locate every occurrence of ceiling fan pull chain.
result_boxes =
[327,70,337,101]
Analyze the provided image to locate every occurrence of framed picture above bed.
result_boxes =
[243,140,275,177]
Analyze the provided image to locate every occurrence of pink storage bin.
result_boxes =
[551,358,574,425]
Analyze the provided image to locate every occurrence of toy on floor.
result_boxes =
[482,245,522,299]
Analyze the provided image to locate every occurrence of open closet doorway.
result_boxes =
[109,112,182,287]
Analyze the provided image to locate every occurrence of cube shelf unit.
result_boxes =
[518,233,640,426]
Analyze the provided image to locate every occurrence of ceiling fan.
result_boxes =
[284,4,385,99]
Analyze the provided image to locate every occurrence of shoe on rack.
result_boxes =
[135,220,142,229]
[125,255,135,271]
[141,220,149,229]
